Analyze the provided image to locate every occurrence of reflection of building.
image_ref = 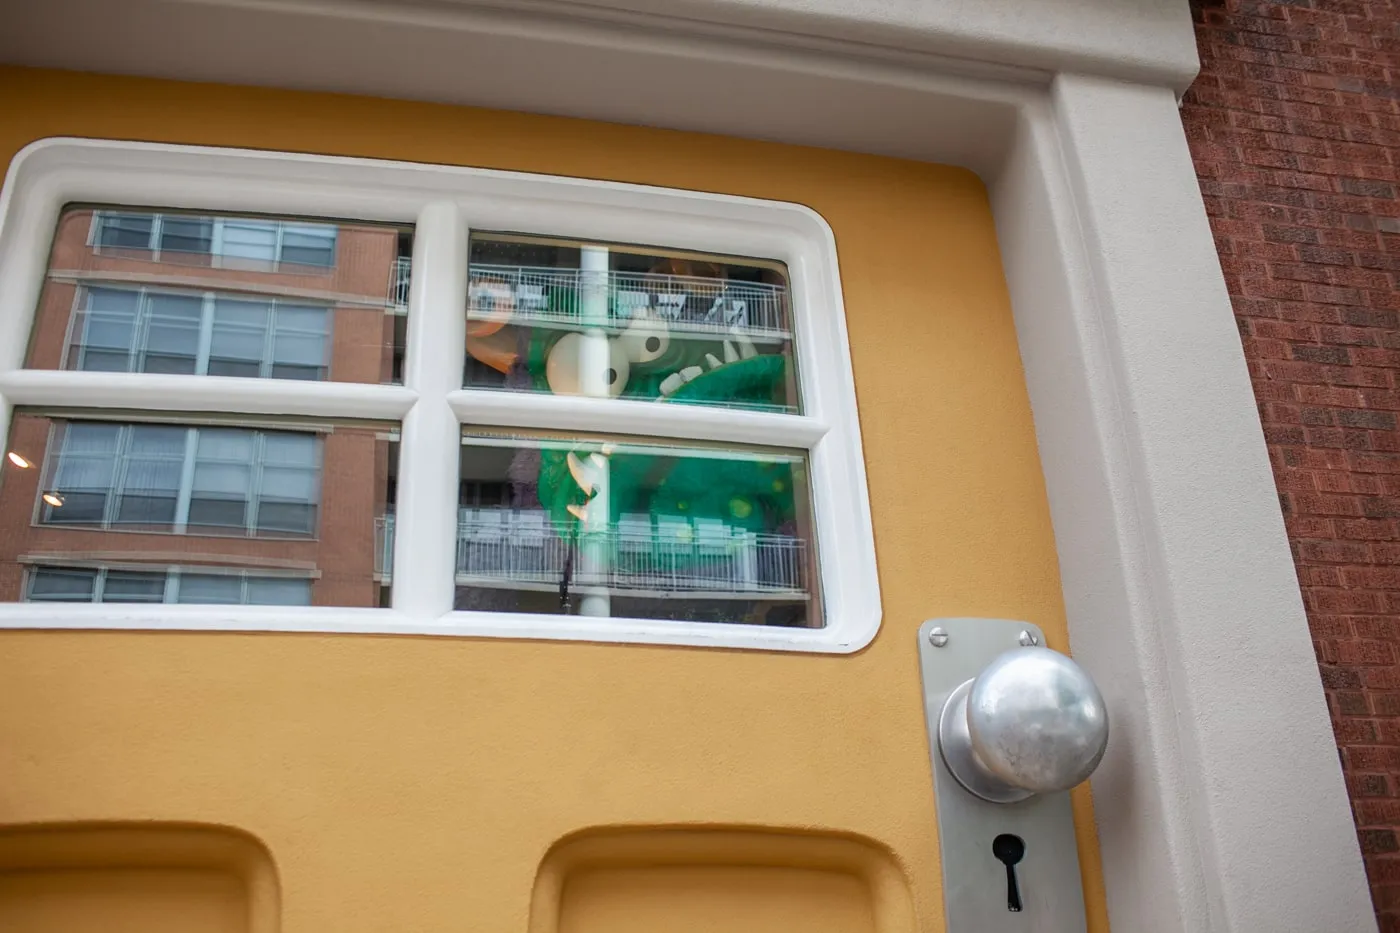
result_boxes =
[0,208,404,607]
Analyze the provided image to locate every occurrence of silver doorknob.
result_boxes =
[938,646,1109,803]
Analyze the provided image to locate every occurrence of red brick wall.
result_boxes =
[1182,0,1400,925]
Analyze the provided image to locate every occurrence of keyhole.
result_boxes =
[992,833,1025,912]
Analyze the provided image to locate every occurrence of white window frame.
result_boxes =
[0,137,879,652]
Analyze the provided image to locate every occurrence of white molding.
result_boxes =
[391,200,469,618]
[0,0,1202,138]
[0,138,882,655]
[448,390,828,449]
[991,78,1375,931]
[0,370,419,421]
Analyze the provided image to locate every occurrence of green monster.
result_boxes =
[528,306,796,555]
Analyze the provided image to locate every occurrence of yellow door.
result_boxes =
[0,66,1108,933]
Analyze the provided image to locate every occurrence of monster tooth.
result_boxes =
[705,353,722,369]
[723,340,739,363]
[680,365,703,382]
[660,372,684,396]
[566,452,594,495]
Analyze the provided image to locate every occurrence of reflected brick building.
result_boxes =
[0,207,405,607]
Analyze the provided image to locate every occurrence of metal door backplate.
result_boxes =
[918,618,1089,932]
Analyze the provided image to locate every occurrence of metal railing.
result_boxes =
[376,510,808,596]
[388,256,412,308]
[466,264,791,340]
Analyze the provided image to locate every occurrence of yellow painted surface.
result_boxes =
[0,66,1107,932]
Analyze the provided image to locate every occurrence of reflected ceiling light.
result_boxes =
[41,493,64,508]
[6,451,31,469]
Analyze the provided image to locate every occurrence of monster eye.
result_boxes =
[619,313,671,364]
[545,332,631,398]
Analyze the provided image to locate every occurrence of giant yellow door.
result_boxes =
[0,66,1108,932]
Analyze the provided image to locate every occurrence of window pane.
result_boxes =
[142,292,202,374]
[270,305,329,381]
[159,217,213,254]
[246,576,312,605]
[463,234,798,413]
[1,412,398,608]
[454,430,820,627]
[74,287,140,371]
[27,567,97,601]
[46,422,119,524]
[279,224,337,267]
[189,428,254,531]
[31,207,410,384]
[95,213,153,249]
[102,570,168,602]
[114,425,186,527]
[176,573,243,604]
[220,220,279,262]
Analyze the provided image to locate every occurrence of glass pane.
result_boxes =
[159,217,213,255]
[453,429,820,627]
[95,213,153,250]
[102,570,168,603]
[30,206,411,384]
[463,234,797,413]
[246,576,312,606]
[27,567,97,601]
[0,412,397,608]
[73,287,140,371]
[176,573,243,604]
[143,292,202,375]
[220,220,279,262]
[279,224,338,267]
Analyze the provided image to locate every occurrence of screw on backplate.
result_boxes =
[1018,630,1040,647]
[928,627,949,647]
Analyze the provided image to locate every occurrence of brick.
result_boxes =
[1343,177,1400,199]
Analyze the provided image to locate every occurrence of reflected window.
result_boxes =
[41,420,321,536]
[452,430,819,627]
[32,206,411,385]
[93,211,339,268]
[25,565,312,605]
[67,286,331,380]
[462,234,797,414]
[2,411,396,609]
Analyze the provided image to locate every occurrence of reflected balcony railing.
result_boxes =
[375,510,808,597]
[466,264,791,341]
[388,255,412,309]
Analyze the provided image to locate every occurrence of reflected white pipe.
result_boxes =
[578,245,612,617]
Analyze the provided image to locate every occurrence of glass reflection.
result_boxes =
[450,430,821,627]
[29,207,413,384]
[0,411,397,608]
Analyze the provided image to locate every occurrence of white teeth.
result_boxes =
[660,372,685,396]
[730,329,757,359]
[723,340,739,363]
[680,365,703,382]
[588,452,608,470]
[566,452,593,495]
[705,353,722,370]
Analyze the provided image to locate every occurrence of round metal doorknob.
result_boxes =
[938,646,1109,803]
